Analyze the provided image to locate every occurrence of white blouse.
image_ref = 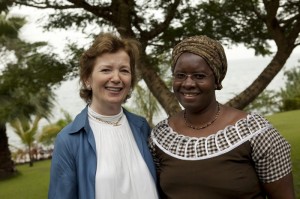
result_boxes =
[88,107,158,199]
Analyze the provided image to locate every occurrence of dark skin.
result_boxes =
[169,52,295,199]
[170,52,247,137]
[169,105,246,137]
[263,173,295,199]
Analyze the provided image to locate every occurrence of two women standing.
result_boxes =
[49,33,295,199]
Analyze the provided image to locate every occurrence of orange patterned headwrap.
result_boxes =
[171,35,227,90]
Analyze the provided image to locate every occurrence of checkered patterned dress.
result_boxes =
[149,113,292,199]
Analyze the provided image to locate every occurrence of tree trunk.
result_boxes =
[28,145,33,167]
[226,49,292,110]
[139,53,182,116]
[0,123,15,179]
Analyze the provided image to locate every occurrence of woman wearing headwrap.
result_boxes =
[149,35,295,199]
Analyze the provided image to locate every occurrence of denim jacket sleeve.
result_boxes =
[48,130,78,199]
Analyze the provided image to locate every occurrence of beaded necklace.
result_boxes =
[90,114,123,126]
[88,106,123,126]
[184,102,220,130]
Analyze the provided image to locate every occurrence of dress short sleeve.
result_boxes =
[250,127,292,183]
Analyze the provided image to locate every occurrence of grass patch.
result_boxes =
[266,109,300,197]
[0,110,299,198]
[0,160,50,199]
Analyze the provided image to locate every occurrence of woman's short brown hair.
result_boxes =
[79,32,141,103]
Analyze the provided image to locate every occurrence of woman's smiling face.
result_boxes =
[86,50,132,114]
[172,52,217,111]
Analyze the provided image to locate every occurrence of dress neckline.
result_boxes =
[151,113,272,160]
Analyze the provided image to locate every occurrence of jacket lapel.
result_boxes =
[124,109,145,157]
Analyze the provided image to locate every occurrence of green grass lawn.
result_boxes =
[0,110,299,198]
[266,109,300,198]
[0,159,50,199]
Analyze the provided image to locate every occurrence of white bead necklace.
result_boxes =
[88,106,123,126]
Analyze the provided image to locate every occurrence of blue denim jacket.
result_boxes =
[48,107,157,199]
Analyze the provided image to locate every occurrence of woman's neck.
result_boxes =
[89,102,122,116]
[184,101,220,127]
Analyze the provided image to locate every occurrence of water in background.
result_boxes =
[6,53,300,147]
[218,54,299,103]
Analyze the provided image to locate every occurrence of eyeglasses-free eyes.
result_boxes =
[173,72,214,83]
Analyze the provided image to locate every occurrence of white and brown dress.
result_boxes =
[149,113,291,199]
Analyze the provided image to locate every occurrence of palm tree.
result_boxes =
[0,123,15,178]
[8,87,55,167]
[10,116,42,167]
[38,110,72,146]
[0,8,70,176]
[0,11,25,178]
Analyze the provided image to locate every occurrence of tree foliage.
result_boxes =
[0,13,24,38]
[0,49,70,121]
[38,110,72,146]
[279,66,300,111]
[245,63,300,115]
[0,6,25,178]
[245,90,281,115]
[0,4,74,177]
[10,115,42,167]
[7,0,300,116]
[126,82,161,128]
